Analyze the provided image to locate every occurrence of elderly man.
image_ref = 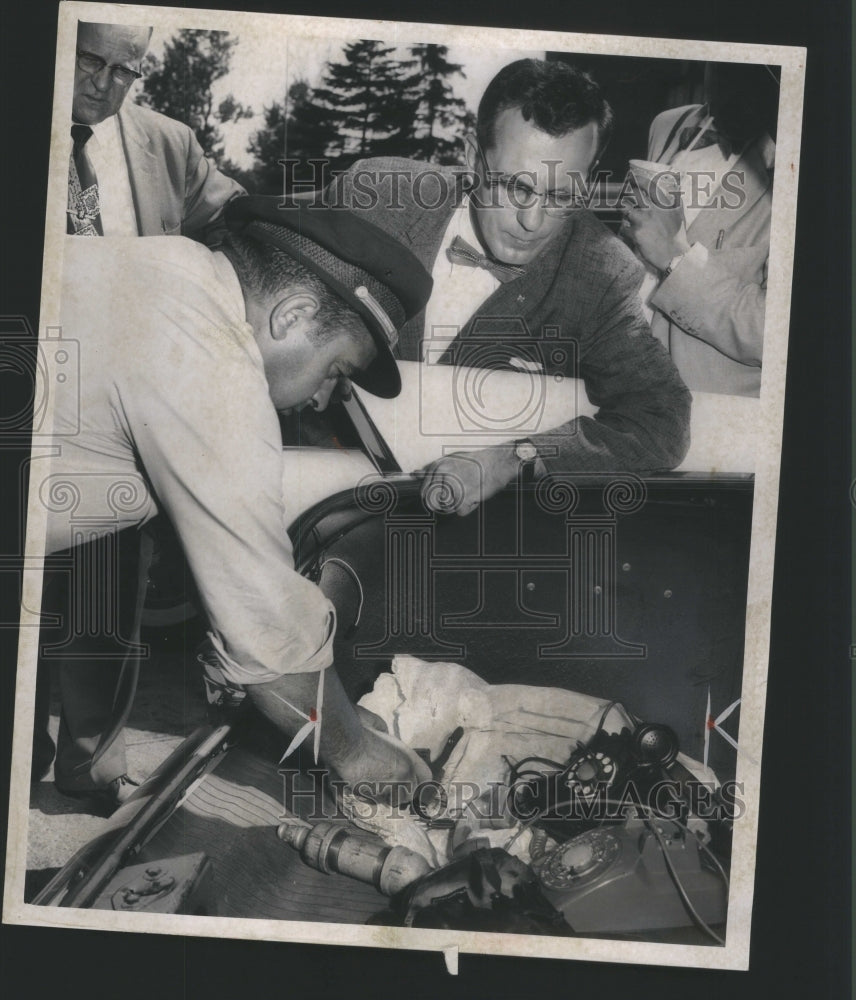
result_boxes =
[36,203,433,809]
[327,59,691,514]
[39,20,247,808]
[68,21,244,237]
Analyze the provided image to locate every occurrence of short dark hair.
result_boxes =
[222,228,371,346]
[705,62,780,144]
[476,59,614,160]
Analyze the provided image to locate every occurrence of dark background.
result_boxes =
[1,1,850,998]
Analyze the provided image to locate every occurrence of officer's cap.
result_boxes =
[225,196,433,398]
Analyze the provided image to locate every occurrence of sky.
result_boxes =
[142,30,544,169]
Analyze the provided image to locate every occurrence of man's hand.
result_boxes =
[246,666,428,804]
[418,443,520,515]
[335,727,432,805]
[622,179,691,273]
[355,704,388,733]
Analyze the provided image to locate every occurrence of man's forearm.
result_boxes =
[649,244,766,366]
[246,666,427,799]
[530,381,692,476]
[246,666,364,771]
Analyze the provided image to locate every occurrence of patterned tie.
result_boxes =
[445,235,526,283]
[67,124,103,236]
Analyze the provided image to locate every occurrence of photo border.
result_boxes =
[2,0,833,985]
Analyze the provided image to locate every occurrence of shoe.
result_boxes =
[56,774,141,817]
[30,733,56,785]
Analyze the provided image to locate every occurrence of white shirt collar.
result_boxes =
[88,112,122,148]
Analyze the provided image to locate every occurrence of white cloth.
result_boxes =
[86,115,139,236]
[352,656,718,866]
[40,236,336,684]
[421,195,500,364]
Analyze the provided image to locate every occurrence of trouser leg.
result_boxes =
[31,651,56,784]
[45,527,152,792]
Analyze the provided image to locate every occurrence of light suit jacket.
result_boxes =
[117,103,244,239]
[646,105,774,397]
[328,158,691,474]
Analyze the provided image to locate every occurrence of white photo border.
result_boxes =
[3,0,807,974]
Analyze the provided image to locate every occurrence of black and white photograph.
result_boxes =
[0,0,848,992]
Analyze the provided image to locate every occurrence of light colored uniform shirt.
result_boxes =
[39,236,335,684]
[422,195,500,364]
[86,115,139,236]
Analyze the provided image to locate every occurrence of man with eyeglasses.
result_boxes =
[327,59,690,514]
[68,21,243,238]
[38,21,245,810]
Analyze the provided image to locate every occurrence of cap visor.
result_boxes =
[350,346,401,399]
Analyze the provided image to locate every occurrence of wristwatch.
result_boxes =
[661,249,689,279]
[514,439,539,469]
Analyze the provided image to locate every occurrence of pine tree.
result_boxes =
[245,40,476,188]
[246,81,342,193]
[284,80,344,171]
[138,29,252,165]
[311,39,418,159]
[246,101,288,193]
[408,44,474,164]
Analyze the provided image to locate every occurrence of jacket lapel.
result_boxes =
[117,107,161,235]
[460,220,566,336]
[686,136,772,245]
[657,109,773,246]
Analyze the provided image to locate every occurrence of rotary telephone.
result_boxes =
[508,714,684,840]
[506,713,729,940]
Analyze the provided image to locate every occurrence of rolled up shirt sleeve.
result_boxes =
[110,244,335,685]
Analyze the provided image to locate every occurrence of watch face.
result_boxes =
[666,251,687,275]
[515,440,538,462]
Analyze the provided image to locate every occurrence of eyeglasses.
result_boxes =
[474,142,588,217]
[76,50,142,87]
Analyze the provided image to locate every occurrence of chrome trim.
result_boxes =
[354,285,398,349]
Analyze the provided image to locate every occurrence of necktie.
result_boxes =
[677,122,732,158]
[445,235,526,283]
[67,124,103,235]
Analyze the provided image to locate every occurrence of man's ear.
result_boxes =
[269,291,321,342]
[463,132,480,174]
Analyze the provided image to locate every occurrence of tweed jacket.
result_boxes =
[328,157,691,474]
[646,105,774,397]
[117,103,244,239]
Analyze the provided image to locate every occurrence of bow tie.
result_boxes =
[445,235,526,283]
